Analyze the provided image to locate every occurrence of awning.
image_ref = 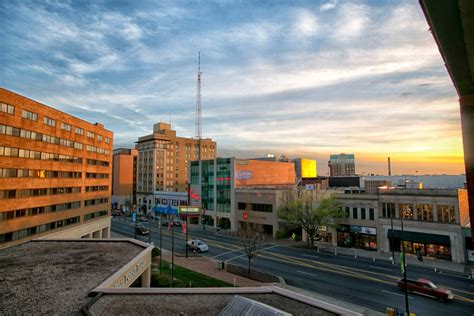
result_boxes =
[388,229,450,246]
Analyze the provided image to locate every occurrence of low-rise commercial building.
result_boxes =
[0,88,113,248]
[190,158,295,233]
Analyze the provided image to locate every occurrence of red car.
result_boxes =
[397,278,454,301]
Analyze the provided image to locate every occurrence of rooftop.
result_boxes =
[0,240,145,315]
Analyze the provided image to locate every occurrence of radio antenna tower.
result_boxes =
[195,51,202,140]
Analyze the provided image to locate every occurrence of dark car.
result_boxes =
[397,278,454,301]
[135,225,149,236]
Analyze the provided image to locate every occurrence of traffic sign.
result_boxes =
[243,212,249,220]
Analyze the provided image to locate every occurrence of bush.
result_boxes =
[152,247,160,258]
[274,230,288,240]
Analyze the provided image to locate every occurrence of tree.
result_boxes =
[278,190,345,248]
[237,223,264,273]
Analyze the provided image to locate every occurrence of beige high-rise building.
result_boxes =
[136,123,216,213]
[112,148,138,210]
[0,88,113,249]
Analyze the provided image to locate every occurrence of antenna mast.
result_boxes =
[195,51,202,140]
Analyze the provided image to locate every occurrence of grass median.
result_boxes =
[150,260,233,288]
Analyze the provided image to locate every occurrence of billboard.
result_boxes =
[301,159,317,178]
[235,160,295,187]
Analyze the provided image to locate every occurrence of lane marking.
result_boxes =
[212,248,244,259]
[297,270,318,278]
[369,265,393,271]
[225,245,278,262]
[302,254,320,259]
[382,290,413,299]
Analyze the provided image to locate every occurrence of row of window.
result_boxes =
[0,124,111,154]
[84,197,109,206]
[85,172,109,179]
[86,145,109,154]
[1,103,111,143]
[381,202,456,224]
[0,201,82,221]
[237,202,273,213]
[86,158,110,167]
[0,187,81,199]
[0,168,81,179]
[345,207,375,220]
[84,210,108,221]
[0,102,15,114]
[85,185,108,192]
[0,216,80,243]
[0,124,81,149]
[0,145,83,164]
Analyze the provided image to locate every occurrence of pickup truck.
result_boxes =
[397,278,454,301]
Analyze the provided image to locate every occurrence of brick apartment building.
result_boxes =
[136,122,216,214]
[0,88,113,248]
[112,148,137,210]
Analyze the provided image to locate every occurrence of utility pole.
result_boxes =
[171,217,175,288]
[390,207,395,264]
[186,183,190,258]
[401,210,410,316]
[159,212,162,274]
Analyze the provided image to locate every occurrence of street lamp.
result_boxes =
[401,206,410,316]
[390,206,395,264]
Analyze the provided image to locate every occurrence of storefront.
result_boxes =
[388,230,452,261]
[337,225,377,251]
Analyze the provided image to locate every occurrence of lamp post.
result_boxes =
[390,208,395,264]
[401,208,410,316]
[159,212,162,274]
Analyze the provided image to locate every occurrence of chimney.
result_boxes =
[388,157,391,176]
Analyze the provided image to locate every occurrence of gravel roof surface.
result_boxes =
[89,293,337,316]
[0,241,144,315]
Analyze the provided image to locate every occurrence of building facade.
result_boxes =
[0,88,113,248]
[190,158,295,232]
[136,123,216,200]
[112,148,137,210]
[328,153,356,176]
[378,188,468,264]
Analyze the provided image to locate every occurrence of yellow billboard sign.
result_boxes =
[301,159,317,178]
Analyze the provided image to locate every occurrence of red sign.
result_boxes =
[182,223,187,235]
[243,212,249,220]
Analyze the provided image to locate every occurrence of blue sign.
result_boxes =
[153,204,178,215]
[132,212,137,222]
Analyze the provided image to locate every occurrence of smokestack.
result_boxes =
[388,157,391,176]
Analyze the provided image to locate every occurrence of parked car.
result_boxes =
[397,278,454,301]
[186,239,209,253]
[135,225,149,236]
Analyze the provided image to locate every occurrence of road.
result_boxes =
[112,218,474,316]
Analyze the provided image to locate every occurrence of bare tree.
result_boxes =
[278,190,345,248]
[237,223,265,273]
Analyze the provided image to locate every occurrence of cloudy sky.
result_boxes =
[0,0,465,175]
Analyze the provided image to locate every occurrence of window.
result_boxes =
[22,110,37,121]
[74,142,83,149]
[369,208,375,220]
[360,208,366,220]
[87,131,95,138]
[60,122,71,131]
[437,205,455,223]
[75,127,84,135]
[352,207,358,219]
[0,103,14,114]
[399,204,414,220]
[105,137,110,143]
[416,204,433,221]
[345,207,350,217]
[238,202,247,210]
[43,116,56,127]
[97,135,103,141]
[382,202,395,218]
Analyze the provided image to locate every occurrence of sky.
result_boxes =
[0,0,466,176]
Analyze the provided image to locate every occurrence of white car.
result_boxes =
[186,239,209,253]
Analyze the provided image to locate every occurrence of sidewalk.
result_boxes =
[192,225,471,276]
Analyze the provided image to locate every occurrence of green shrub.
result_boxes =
[275,230,288,240]
[152,247,160,258]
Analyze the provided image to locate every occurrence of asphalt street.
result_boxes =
[112,218,474,316]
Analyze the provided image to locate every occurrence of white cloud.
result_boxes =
[320,0,337,12]
[293,9,319,38]
[331,3,370,42]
